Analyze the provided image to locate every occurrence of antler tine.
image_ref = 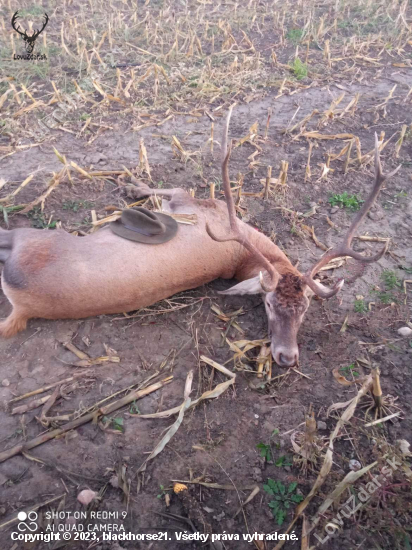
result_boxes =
[33,13,49,38]
[303,133,401,299]
[218,103,237,233]
[205,106,280,292]
[11,12,25,37]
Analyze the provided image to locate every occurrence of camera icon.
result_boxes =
[17,511,38,532]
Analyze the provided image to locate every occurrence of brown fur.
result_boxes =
[194,198,218,209]
[20,239,54,273]
[0,311,28,337]
[0,187,300,338]
[276,273,304,309]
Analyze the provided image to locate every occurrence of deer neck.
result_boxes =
[234,224,301,282]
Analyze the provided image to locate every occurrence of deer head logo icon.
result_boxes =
[11,11,48,54]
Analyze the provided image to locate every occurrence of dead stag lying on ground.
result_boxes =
[0,108,400,366]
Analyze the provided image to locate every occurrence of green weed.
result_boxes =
[381,270,401,290]
[112,417,124,432]
[274,455,293,468]
[264,479,304,526]
[27,207,57,229]
[256,442,272,462]
[371,270,402,304]
[376,291,395,304]
[62,200,94,212]
[0,205,25,227]
[256,430,281,463]
[157,484,169,499]
[329,192,363,211]
[354,299,368,313]
[129,401,140,415]
[102,416,124,432]
[290,58,308,80]
[340,363,360,378]
[286,28,304,44]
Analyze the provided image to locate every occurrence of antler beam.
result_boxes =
[303,134,401,299]
[205,106,280,292]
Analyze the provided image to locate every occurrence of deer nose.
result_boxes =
[273,349,298,367]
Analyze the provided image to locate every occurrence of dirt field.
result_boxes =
[0,1,412,549]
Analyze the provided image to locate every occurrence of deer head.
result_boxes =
[11,11,48,54]
[207,106,401,367]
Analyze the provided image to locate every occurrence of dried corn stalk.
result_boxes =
[273,375,373,549]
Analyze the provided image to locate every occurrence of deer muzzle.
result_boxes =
[271,344,299,368]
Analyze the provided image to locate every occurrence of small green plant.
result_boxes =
[79,112,91,121]
[129,401,140,414]
[27,207,57,229]
[264,479,304,526]
[354,299,368,313]
[158,180,164,188]
[329,192,363,211]
[0,204,25,227]
[256,442,272,462]
[286,28,304,44]
[371,270,402,304]
[376,291,395,304]
[62,200,94,212]
[102,416,124,432]
[188,76,199,88]
[112,417,124,432]
[157,484,168,499]
[256,430,282,462]
[274,455,293,468]
[340,363,360,377]
[381,270,401,290]
[290,57,308,80]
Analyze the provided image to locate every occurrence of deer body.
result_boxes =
[0,190,297,339]
[0,108,400,367]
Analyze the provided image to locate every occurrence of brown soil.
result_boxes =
[0,2,412,549]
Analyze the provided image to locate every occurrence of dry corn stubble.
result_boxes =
[0,1,410,545]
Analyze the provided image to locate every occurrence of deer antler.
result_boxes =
[11,12,26,38]
[32,13,49,39]
[206,105,280,292]
[303,133,401,299]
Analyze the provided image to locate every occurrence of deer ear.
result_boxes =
[218,275,264,296]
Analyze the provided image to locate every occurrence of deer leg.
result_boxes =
[0,273,30,337]
[130,179,187,201]
[0,309,28,337]
[129,181,195,213]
